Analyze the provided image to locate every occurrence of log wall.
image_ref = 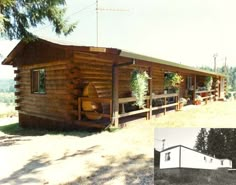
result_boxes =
[17,61,73,128]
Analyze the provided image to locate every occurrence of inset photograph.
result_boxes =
[154,128,236,185]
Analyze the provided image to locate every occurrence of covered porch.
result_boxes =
[75,55,225,129]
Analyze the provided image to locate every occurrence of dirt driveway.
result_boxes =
[0,101,236,185]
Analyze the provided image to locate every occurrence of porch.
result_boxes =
[76,93,179,129]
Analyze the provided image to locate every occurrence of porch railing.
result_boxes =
[78,93,179,122]
[195,90,216,104]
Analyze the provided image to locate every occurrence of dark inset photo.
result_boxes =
[154,128,236,185]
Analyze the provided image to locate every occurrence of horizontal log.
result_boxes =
[80,111,110,119]
[15,91,21,96]
[76,64,113,71]
[20,61,67,69]
[118,108,149,118]
[14,76,21,81]
[152,103,178,110]
[152,93,178,99]
[20,105,67,117]
[118,96,150,103]
[14,69,20,74]
[15,99,21,103]
[19,110,65,122]
[15,106,21,110]
[74,54,112,64]
[79,97,112,103]
[14,84,21,88]
[19,65,67,75]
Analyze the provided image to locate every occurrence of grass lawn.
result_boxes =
[0,101,236,184]
[155,168,236,185]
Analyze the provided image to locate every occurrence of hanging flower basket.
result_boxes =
[130,69,151,109]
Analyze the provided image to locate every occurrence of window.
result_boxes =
[221,160,224,165]
[210,158,213,163]
[31,69,46,94]
[186,76,192,90]
[204,156,206,161]
[165,152,171,161]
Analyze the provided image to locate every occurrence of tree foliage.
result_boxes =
[200,66,236,92]
[194,128,208,154]
[195,128,236,168]
[0,0,76,40]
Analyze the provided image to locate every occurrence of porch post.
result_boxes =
[112,64,119,127]
[147,66,153,120]
[193,75,197,101]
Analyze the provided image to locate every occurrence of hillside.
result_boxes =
[0,79,15,92]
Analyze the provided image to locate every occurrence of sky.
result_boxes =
[154,128,201,151]
[1,0,236,79]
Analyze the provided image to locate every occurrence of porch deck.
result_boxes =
[76,93,179,129]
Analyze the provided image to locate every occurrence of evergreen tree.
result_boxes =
[207,128,225,158]
[194,128,208,154]
[229,129,236,168]
[195,128,236,168]
[0,0,76,40]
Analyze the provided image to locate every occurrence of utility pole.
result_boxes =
[95,0,128,47]
[213,53,218,72]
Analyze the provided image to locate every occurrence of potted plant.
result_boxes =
[194,95,202,105]
[179,97,187,110]
[164,73,184,93]
[130,69,151,108]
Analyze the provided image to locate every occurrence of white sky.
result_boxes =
[154,128,201,151]
[1,0,236,79]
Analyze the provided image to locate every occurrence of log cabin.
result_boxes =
[2,38,226,130]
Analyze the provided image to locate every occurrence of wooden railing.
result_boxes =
[195,90,216,104]
[151,93,179,115]
[78,93,179,121]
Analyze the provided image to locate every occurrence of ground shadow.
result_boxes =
[56,145,100,161]
[0,154,50,185]
[0,135,31,147]
[66,154,154,185]
[0,145,100,184]
[0,123,102,138]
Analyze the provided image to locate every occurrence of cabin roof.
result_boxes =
[1,37,225,77]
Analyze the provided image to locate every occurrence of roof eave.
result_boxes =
[119,50,225,77]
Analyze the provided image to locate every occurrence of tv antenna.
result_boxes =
[96,0,128,47]
[156,139,166,150]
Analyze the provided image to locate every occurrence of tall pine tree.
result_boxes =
[194,128,208,154]
[0,0,76,40]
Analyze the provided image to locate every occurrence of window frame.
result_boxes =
[165,152,171,161]
[31,68,46,94]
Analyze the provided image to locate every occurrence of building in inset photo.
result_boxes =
[160,145,232,170]
[154,128,236,185]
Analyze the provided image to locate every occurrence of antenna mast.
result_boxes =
[95,0,128,47]
[96,0,99,47]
